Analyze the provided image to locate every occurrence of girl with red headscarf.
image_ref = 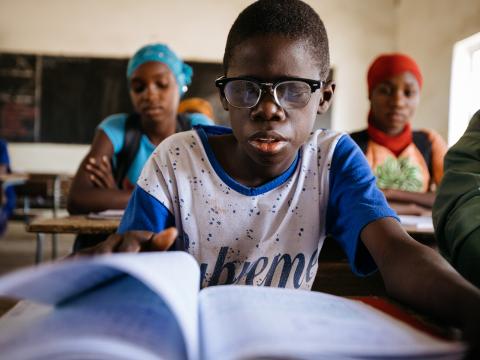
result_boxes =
[350,53,447,215]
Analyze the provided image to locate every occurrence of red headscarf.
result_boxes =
[366,53,423,156]
[367,53,423,97]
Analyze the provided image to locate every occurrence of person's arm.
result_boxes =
[67,130,132,214]
[383,189,435,215]
[383,188,435,208]
[73,182,178,255]
[328,135,479,349]
[433,110,480,288]
[361,217,480,347]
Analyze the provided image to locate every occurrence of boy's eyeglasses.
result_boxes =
[215,76,324,110]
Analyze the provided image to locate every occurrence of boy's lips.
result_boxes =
[248,131,288,154]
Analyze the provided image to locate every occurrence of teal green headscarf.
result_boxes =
[127,43,192,96]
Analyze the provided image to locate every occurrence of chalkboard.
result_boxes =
[40,56,132,143]
[0,54,37,141]
[0,53,332,144]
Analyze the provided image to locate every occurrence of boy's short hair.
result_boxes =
[223,0,330,80]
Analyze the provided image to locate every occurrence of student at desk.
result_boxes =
[350,54,447,216]
[67,43,212,249]
[0,139,15,236]
[77,0,480,351]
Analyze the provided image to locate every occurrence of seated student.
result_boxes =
[178,97,215,120]
[350,54,447,215]
[0,139,15,236]
[68,43,212,215]
[77,0,480,349]
[433,109,480,288]
[67,43,212,249]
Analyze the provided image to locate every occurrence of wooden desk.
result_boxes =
[27,215,120,264]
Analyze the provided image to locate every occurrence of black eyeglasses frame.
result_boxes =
[214,76,324,109]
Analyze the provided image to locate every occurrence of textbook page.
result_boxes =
[198,285,465,360]
[0,252,200,360]
[0,277,187,360]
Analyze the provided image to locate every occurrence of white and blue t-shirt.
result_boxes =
[119,125,397,289]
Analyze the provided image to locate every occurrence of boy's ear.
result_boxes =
[218,89,229,111]
[317,81,335,114]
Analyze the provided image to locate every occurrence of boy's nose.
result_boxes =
[251,93,286,122]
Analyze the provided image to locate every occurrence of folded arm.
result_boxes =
[67,130,132,214]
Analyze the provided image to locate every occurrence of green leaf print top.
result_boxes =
[375,157,423,192]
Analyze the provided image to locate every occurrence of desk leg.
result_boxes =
[35,233,44,264]
[51,234,58,259]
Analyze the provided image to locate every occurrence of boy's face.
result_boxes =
[221,35,334,172]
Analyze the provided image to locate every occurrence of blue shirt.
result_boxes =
[98,113,212,186]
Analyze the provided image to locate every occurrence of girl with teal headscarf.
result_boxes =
[67,43,213,250]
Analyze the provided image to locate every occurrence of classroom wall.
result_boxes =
[395,0,480,140]
[1,0,476,173]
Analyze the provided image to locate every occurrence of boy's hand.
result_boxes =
[85,156,117,189]
[73,227,178,256]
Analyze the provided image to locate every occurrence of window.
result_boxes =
[449,32,480,145]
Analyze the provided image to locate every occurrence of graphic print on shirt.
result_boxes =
[138,127,343,289]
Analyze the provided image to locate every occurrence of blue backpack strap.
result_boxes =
[176,113,193,132]
[113,113,142,189]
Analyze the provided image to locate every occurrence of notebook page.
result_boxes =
[198,285,465,360]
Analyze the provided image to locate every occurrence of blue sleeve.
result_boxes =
[326,134,398,276]
[118,185,175,234]
[187,113,214,126]
[97,114,128,153]
[0,140,15,217]
[0,140,10,167]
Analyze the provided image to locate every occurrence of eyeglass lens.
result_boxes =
[224,80,312,109]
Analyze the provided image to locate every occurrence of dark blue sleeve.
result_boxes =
[0,140,10,168]
[118,185,175,234]
[0,140,15,218]
[326,134,398,276]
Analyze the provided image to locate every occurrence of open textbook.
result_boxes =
[0,252,465,360]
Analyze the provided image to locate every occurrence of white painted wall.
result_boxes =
[8,143,88,175]
[2,0,476,173]
[395,0,480,140]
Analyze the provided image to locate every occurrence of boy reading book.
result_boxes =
[77,0,480,350]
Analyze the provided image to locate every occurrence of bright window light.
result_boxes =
[449,32,480,145]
